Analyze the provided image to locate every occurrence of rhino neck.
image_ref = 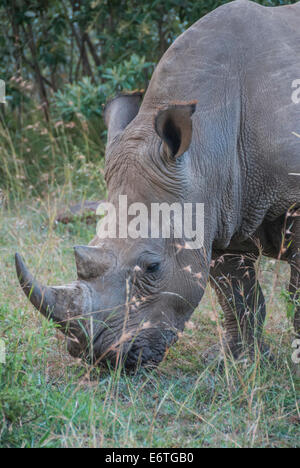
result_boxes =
[106,121,188,202]
[104,106,244,256]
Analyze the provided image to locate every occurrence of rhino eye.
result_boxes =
[146,262,160,274]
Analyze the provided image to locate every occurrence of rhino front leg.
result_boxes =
[288,214,300,337]
[289,261,300,336]
[208,254,266,359]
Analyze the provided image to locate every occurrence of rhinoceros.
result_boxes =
[16,0,300,368]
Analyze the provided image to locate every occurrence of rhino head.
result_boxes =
[16,93,211,369]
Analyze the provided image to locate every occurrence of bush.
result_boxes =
[54,54,153,122]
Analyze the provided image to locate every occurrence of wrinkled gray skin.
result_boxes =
[16,0,300,368]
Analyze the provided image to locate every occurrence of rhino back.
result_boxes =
[143,0,300,113]
[141,0,300,228]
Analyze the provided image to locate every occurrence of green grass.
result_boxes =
[0,197,299,448]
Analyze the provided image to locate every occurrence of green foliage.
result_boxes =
[54,55,153,122]
[101,54,153,93]
[55,77,105,121]
[281,289,300,321]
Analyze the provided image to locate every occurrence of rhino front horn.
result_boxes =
[15,253,91,332]
[15,253,58,318]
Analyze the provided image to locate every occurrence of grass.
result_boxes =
[0,197,299,448]
[0,108,299,448]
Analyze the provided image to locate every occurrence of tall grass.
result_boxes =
[0,200,299,447]
[0,103,107,205]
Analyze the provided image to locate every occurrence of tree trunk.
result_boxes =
[22,22,50,121]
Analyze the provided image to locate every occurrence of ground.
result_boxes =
[0,198,299,448]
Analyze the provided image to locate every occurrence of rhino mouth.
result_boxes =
[123,328,178,369]
[93,327,178,369]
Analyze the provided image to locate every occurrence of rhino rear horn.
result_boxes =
[104,91,143,145]
[74,245,115,280]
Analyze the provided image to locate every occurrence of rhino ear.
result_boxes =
[104,91,143,144]
[154,101,197,159]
